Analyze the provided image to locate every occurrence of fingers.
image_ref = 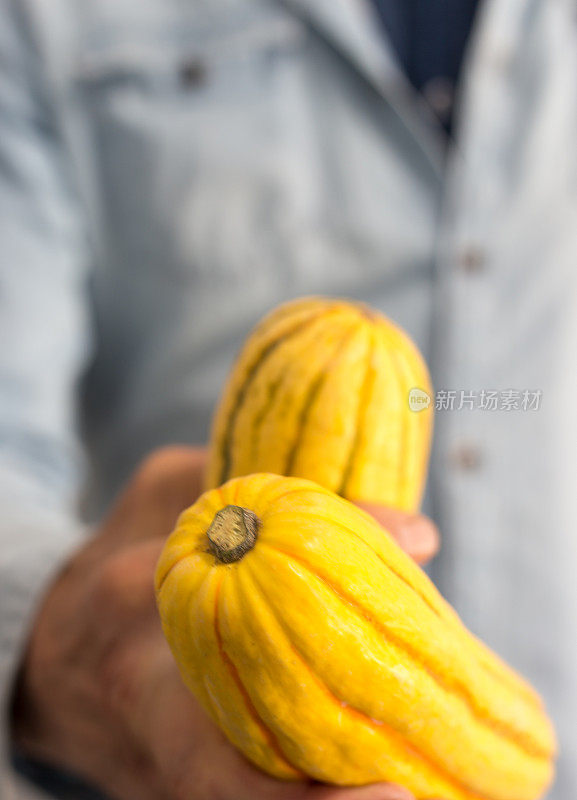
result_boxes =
[190,729,415,800]
[355,504,439,565]
[122,633,417,800]
[209,752,416,800]
[302,783,414,800]
[217,767,415,800]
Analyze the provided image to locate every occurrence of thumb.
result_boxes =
[101,446,209,543]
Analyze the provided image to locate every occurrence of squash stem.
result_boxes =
[207,505,260,564]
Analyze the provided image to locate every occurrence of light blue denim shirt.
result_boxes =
[1,0,576,797]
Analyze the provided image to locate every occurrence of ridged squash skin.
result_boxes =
[155,474,556,800]
[206,297,433,511]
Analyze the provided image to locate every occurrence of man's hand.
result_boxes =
[12,447,438,800]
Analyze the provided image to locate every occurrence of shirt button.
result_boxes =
[180,58,207,89]
[450,442,483,471]
[422,76,454,123]
[459,245,486,274]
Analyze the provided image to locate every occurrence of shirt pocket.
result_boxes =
[75,8,311,287]
[77,10,307,100]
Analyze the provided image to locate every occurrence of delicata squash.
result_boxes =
[206,297,433,511]
[155,474,556,800]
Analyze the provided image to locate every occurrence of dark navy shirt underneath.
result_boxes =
[370,0,481,130]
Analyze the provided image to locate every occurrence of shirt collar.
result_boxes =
[276,0,447,174]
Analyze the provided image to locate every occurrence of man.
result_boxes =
[1,0,574,797]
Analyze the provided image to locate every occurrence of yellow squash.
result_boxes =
[206,297,433,511]
[155,474,556,800]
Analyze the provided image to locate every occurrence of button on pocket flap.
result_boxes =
[77,12,307,88]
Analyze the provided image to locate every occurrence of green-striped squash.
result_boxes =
[206,297,433,510]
